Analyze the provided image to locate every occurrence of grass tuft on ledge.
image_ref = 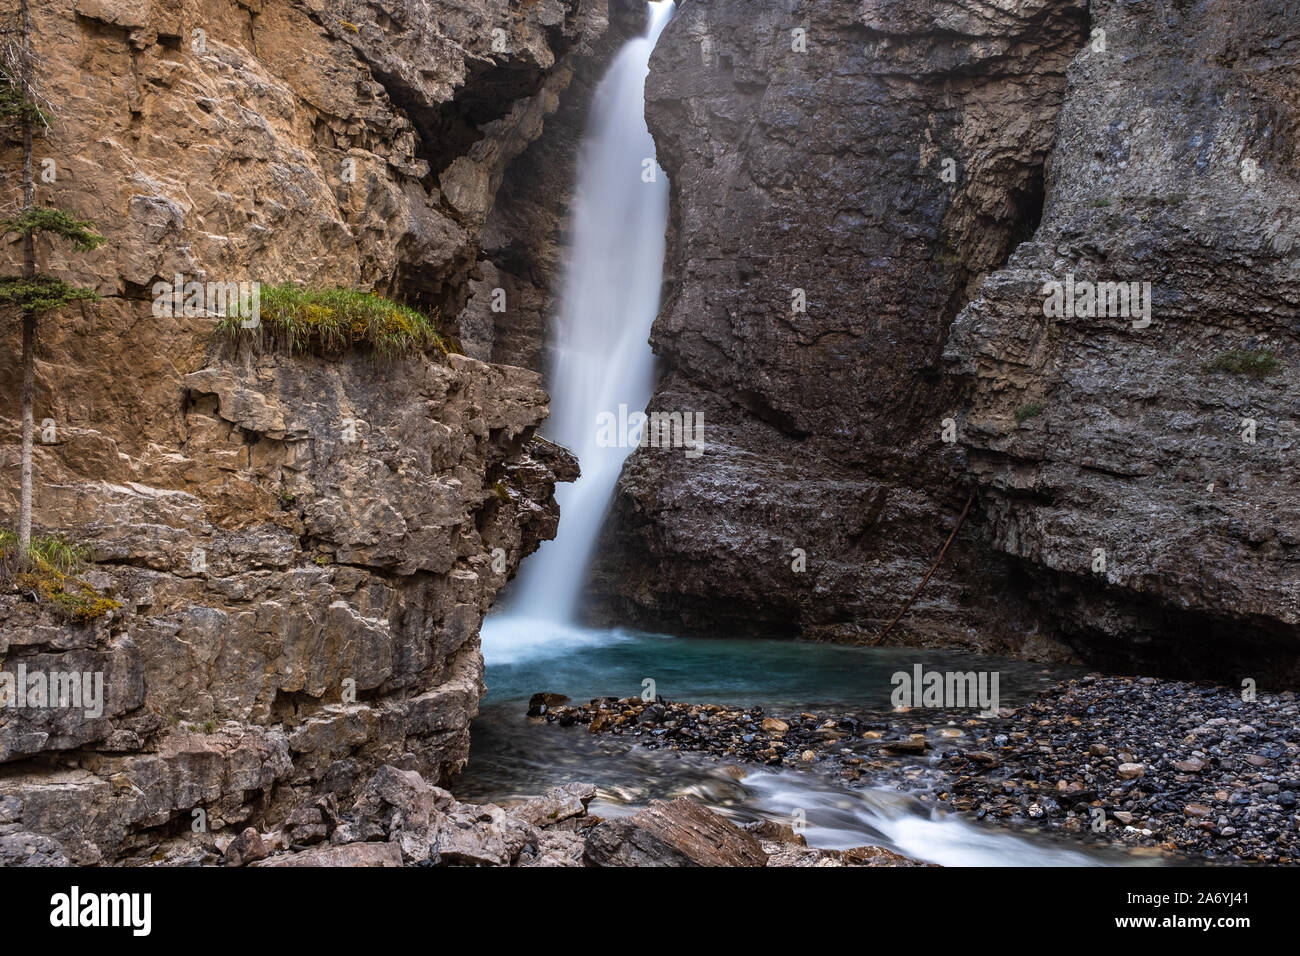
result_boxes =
[216,284,452,358]
[0,528,120,623]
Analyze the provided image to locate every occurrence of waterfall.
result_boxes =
[487,1,674,647]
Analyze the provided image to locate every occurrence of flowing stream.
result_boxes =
[472,2,1144,867]
[463,630,1147,866]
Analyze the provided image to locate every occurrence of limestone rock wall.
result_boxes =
[459,0,648,370]
[0,0,597,863]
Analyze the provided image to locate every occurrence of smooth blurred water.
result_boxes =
[460,702,1121,866]
[481,617,1069,709]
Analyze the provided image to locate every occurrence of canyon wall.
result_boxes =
[593,0,1090,656]
[945,0,1300,678]
[0,0,600,863]
[595,0,1299,679]
[464,1,648,370]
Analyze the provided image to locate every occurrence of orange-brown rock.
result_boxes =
[0,0,603,864]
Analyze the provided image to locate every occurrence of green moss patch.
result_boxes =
[1204,349,1279,380]
[1015,401,1046,424]
[1,529,120,623]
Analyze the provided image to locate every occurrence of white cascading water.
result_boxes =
[485,1,675,656]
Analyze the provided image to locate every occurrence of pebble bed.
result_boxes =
[531,675,1300,864]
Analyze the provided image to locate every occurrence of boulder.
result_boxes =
[434,803,535,867]
[507,783,597,829]
[583,798,767,867]
[527,692,572,717]
[224,827,269,867]
[517,829,587,868]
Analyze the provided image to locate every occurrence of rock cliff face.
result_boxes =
[944,0,1300,680]
[595,0,1299,679]
[593,0,1090,654]
[0,0,601,863]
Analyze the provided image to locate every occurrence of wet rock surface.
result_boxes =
[537,692,1005,795]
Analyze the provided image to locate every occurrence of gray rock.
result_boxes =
[507,782,597,828]
[517,829,587,868]
[434,803,536,867]
[224,827,269,867]
[583,798,767,867]
[0,830,70,867]
[256,843,404,868]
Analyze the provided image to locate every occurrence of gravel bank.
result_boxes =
[531,675,1300,864]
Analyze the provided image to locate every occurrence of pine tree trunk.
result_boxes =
[16,0,36,560]
[19,310,34,558]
